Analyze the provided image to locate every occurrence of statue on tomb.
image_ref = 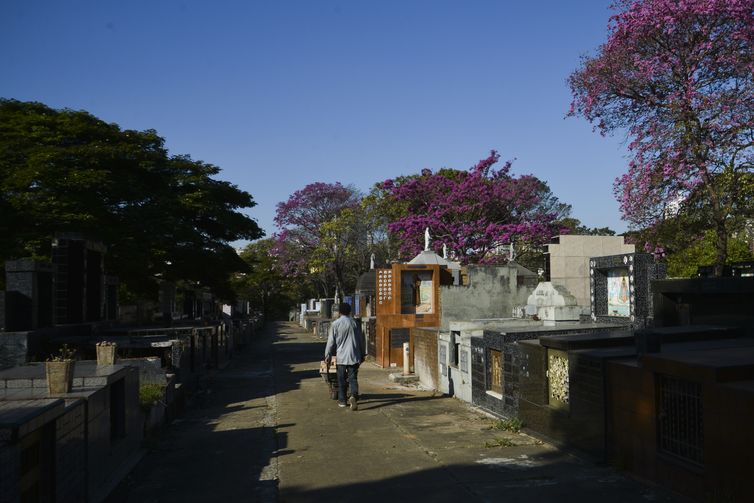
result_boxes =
[370,253,375,270]
[424,227,431,251]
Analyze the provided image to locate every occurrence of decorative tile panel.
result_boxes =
[377,269,393,305]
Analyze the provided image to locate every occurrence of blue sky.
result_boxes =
[2,1,630,240]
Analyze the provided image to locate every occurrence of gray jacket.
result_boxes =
[324,315,365,365]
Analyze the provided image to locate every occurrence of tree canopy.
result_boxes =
[0,99,263,298]
[380,151,570,265]
[272,182,362,296]
[233,238,311,321]
[569,0,754,275]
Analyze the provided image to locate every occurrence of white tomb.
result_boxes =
[526,282,583,326]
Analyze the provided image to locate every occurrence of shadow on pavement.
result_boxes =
[108,423,290,502]
[279,458,682,503]
[357,393,443,410]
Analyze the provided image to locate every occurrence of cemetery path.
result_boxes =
[107,321,683,503]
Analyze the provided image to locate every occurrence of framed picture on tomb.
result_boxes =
[606,268,630,317]
[400,269,434,314]
[589,253,666,326]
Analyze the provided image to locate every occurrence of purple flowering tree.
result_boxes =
[569,0,754,275]
[273,182,361,296]
[381,151,569,265]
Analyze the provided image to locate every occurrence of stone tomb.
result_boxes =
[437,319,540,404]
[2,260,55,332]
[375,263,453,368]
[439,264,537,331]
[589,253,666,327]
[526,282,583,326]
[0,398,87,503]
[439,326,477,403]
[52,234,107,324]
[0,362,142,502]
[545,234,635,308]
[608,338,754,501]
[652,277,754,334]
[469,323,628,420]
[515,325,741,459]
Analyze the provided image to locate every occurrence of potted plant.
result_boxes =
[46,344,76,394]
[96,341,117,366]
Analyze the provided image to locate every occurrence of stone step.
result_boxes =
[388,373,419,385]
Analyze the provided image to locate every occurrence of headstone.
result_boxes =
[52,234,106,324]
[3,260,54,331]
[588,253,666,327]
[526,282,582,326]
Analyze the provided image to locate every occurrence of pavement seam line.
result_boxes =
[376,401,490,503]
[256,328,280,503]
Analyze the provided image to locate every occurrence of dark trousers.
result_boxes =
[336,363,359,403]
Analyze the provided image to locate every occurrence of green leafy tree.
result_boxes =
[310,206,379,295]
[666,229,753,278]
[234,239,310,321]
[558,217,616,236]
[0,99,262,297]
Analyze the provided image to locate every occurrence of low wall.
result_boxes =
[412,327,439,391]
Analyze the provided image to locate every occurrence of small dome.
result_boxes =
[408,250,461,269]
[355,270,376,294]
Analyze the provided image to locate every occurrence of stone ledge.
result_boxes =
[388,373,419,385]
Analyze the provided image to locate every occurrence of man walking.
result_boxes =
[324,303,365,410]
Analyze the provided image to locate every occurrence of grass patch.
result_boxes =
[139,383,165,412]
[484,437,515,448]
[492,417,524,433]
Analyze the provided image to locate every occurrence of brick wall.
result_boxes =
[0,331,32,370]
[412,328,438,391]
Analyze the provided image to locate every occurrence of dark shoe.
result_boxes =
[349,396,358,411]
[338,401,347,408]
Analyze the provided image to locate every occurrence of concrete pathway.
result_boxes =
[108,321,682,502]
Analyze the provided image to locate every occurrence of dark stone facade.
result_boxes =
[652,277,754,335]
[607,339,754,502]
[517,337,636,458]
[516,324,743,459]
[52,235,106,325]
[589,253,666,327]
[3,260,54,331]
[469,324,628,420]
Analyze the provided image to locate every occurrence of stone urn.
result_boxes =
[46,360,75,394]
[96,342,117,366]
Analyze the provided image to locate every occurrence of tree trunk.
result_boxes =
[713,218,728,277]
